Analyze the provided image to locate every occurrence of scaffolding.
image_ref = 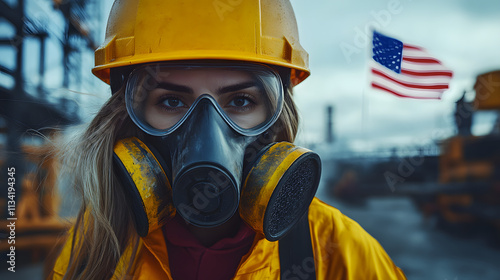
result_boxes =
[0,0,101,272]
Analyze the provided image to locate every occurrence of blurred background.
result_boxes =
[0,0,499,279]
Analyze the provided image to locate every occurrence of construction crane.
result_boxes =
[434,70,500,238]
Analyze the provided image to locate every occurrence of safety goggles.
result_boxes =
[125,62,284,137]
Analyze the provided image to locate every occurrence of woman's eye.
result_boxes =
[229,97,251,107]
[161,97,185,108]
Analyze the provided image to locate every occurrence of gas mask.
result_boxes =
[113,62,321,241]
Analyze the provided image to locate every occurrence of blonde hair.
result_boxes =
[58,91,142,279]
[58,82,298,279]
[275,85,299,142]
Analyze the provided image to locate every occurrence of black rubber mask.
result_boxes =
[151,95,258,227]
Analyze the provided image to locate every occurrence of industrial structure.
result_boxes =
[329,70,500,242]
[0,0,100,273]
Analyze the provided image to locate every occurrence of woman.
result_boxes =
[51,0,407,279]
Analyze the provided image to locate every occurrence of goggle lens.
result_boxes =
[125,63,284,136]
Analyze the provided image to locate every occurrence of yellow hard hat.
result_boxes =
[92,0,310,86]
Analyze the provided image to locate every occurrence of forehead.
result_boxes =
[154,68,254,87]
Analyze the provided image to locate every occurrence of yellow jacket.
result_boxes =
[52,198,406,279]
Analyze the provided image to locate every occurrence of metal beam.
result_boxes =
[13,0,25,94]
[0,65,14,76]
[0,39,15,45]
[0,1,23,26]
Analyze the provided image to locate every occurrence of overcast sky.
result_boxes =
[289,0,500,152]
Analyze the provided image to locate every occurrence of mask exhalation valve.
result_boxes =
[191,182,220,213]
[173,164,239,228]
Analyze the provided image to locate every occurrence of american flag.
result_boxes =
[370,30,453,99]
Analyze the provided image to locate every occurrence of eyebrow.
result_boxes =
[218,82,258,94]
[156,81,258,95]
[156,82,194,94]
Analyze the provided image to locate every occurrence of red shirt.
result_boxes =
[163,215,255,280]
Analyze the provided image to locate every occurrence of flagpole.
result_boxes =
[362,29,375,152]
[361,81,368,149]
